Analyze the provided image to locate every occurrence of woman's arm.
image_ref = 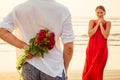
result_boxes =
[100,21,111,39]
[88,20,100,37]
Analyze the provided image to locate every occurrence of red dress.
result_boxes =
[82,21,108,80]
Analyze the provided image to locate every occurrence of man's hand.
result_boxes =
[63,42,74,78]
[26,52,33,59]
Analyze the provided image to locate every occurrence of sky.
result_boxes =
[58,0,120,17]
[0,0,120,20]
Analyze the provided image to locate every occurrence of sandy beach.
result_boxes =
[0,70,120,80]
[0,43,120,80]
[0,72,19,80]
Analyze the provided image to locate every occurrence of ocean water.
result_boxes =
[73,17,120,46]
[0,17,120,46]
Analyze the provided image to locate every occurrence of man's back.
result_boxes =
[0,0,74,78]
[14,0,70,42]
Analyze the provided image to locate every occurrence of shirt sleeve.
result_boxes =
[0,12,15,32]
[61,12,74,44]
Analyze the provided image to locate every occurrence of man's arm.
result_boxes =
[63,42,74,74]
[0,28,27,49]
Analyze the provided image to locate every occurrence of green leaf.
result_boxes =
[16,54,26,70]
[43,47,48,53]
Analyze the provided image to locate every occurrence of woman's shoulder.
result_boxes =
[89,19,96,24]
[105,20,111,27]
[105,20,111,25]
[105,21,111,23]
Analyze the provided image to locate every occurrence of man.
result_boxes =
[0,0,74,80]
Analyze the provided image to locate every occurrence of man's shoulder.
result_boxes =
[13,1,33,13]
[13,1,71,16]
[54,2,70,13]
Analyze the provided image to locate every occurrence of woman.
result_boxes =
[82,5,111,80]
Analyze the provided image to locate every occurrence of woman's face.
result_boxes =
[96,9,105,18]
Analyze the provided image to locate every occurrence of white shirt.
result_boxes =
[0,0,74,77]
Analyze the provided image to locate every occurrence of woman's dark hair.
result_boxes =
[95,5,106,12]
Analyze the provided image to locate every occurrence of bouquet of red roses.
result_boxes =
[16,29,55,80]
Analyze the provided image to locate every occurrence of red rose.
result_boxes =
[48,37,55,45]
[50,32,55,38]
[45,42,54,50]
[36,30,55,49]
[45,36,55,50]
[36,35,42,44]
[36,30,47,44]
[48,32,55,45]
[38,30,46,38]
